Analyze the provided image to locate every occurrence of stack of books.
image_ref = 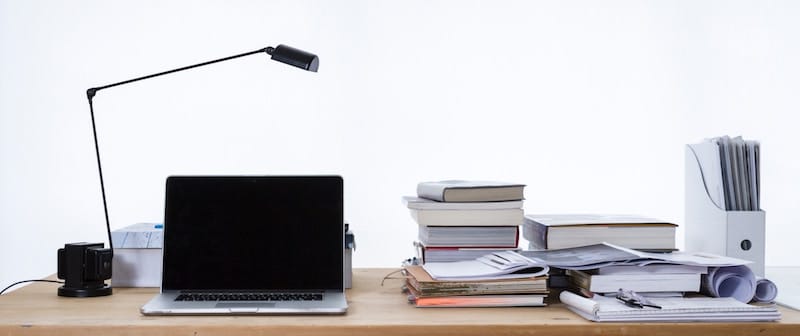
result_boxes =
[403,251,549,307]
[404,180,526,263]
[522,214,678,298]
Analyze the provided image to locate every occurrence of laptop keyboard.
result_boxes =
[175,292,323,302]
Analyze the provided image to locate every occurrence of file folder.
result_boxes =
[685,145,765,276]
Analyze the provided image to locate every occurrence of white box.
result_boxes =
[685,145,765,276]
[111,223,163,287]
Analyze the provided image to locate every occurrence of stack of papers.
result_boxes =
[422,251,549,281]
[688,136,760,210]
[560,291,780,322]
[403,265,548,308]
[522,243,778,304]
[520,243,750,270]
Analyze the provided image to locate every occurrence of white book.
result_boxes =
[419,226,519,248]
[410,208,523,227]
[416,180,525,202]
[403,196,523,210]
[567,269,701,293]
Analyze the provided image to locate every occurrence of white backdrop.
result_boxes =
[2,0,799,290]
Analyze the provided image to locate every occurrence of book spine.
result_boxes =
[523,218,549,249]
[412,209,524,227]
[566,270,593,292]
[416,183,446,202]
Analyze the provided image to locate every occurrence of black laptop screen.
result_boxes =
[161,176,344,291]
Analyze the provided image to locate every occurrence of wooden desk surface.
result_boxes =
[1,268,798,336]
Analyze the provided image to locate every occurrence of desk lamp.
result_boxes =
[57,44,319,297]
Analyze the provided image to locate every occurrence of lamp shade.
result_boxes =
[268,44,319,72]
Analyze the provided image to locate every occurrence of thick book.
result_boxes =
[416,180,525,202]
[418,225,519,248]
[403,196,523,210]
[523,214,677,251]
[409,208,523,227]
[560,291,780,322]
[414,242,520,263]
[566,269,701,294]
[404,265,547,297]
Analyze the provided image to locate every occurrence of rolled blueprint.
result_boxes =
[701,265,757,303]
[754,277,778,303]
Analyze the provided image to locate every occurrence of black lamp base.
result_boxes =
[58,284,112,297]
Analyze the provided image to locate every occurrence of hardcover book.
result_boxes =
[566,269,701,293]
[418,225,519,248]
[523,214,677,251]
[403,196,523,210]
[416,180,525,202]
[413,242,520,263]
[409,208,523,227]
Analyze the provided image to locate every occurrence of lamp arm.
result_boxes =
[85,46,272,252]
[87,96,113,252]
[87,47,271,99]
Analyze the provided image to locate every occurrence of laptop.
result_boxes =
[140,175,348,315]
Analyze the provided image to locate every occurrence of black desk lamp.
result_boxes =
[57,44,319,297]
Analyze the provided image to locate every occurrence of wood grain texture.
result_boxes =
[0,268,798,336]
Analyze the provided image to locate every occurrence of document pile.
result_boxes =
[521,244,781,322]
[402,251,549,307]
[687,135,760,211]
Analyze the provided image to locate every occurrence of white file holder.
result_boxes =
[685,145,765,276]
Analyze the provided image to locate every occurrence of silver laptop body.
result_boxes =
[141,176,348,315]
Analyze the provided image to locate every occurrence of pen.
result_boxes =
[616,288,662,309]
[616,296,662,309]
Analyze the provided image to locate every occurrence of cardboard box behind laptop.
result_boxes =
[111,222,356,288]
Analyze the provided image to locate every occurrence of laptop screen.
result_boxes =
[161,176,344,291]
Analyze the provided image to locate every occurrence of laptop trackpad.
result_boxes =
[215,302,276,308]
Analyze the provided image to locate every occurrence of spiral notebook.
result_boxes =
[560,291,780,322]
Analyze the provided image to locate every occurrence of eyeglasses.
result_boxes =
[615,288,662,309]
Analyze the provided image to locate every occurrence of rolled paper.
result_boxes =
[754,277,778,303]
[701,265,757,303]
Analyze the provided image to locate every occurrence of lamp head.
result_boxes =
[266,44,319,72]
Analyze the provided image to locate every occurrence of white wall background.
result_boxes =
[2,0,799,291]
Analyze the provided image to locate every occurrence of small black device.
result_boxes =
[57,242,113,297]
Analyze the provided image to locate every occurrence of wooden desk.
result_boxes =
[1,268,798,336]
